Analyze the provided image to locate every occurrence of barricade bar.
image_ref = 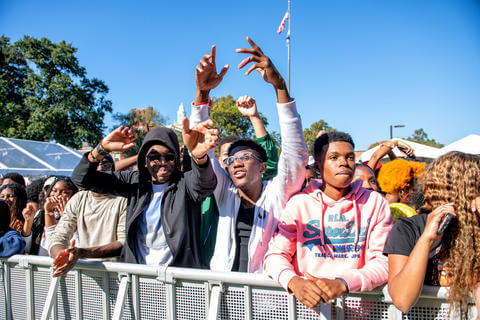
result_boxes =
[1,255,477,320]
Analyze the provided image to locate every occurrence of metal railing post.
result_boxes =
[41,276,60,320]
[112,274,130,320]
[207,283,223,320]
[287,294,297,320]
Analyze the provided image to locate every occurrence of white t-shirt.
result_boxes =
[135,183,173,265]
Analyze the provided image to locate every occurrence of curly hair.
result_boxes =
[422,151,480,312]
[377,158,426,194]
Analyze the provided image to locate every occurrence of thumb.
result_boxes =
[182,117,190,135]
[305,272,316,282]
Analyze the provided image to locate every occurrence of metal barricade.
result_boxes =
[0,255,477,319]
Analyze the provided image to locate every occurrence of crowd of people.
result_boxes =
[1,37,479,317]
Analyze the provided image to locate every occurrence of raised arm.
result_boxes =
[368,139,415,171]
[237,37,307,206]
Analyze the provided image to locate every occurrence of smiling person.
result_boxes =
[189,37,308,273]
[71,116,218,267]
[264,132,393,309]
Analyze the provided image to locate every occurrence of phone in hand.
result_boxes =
[437,214,453,235]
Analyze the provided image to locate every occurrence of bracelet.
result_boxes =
[336,277,349,294]
[189,151,207,161]
[95,143,109,156]
[90,150,100,162]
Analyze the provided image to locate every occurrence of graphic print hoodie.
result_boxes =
[264,179,393,292]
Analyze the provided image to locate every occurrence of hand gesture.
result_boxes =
[196,45,229,93]
[288,276,329,309]
[52,240,80,277]
[22,203,36,224]
[472,196,480,215]
[236,96,259,118]
[236,37,286,90]
[101,126,137,152]
[305,273,347,301]
[422,203,456,242]
[182,117,219,159]
[395,140,415,157]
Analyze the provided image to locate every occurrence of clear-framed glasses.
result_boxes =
[223,152,260,168]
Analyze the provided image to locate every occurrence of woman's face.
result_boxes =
[0,187,15,208]
[49,181,74,200]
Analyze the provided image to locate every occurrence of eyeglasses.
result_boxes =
[223,152,260,168]
[146,153,175,164]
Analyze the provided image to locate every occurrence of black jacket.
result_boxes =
[71,127,217,267]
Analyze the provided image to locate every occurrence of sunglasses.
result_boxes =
[223,152,260,168]
[146,153,176,164]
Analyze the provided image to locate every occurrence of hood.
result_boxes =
[137,126,181,184]
[302,179,366,258]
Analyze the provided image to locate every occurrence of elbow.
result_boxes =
[390,290,417,313]
[392,299,413,313]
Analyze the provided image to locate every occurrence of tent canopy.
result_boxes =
[358,138,442,163]
[0,137,82,177]
[440,134,480,155]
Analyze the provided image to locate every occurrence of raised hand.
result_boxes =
[22,203,36,236]
[182,117,219,163]
[236,37,286,91]
[422,203,456,242]
[195,45,229,103]
[101,126,138,152]
[395,140,415,157]
[236,96,259,118]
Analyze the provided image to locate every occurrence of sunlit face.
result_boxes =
[315,141,355,190]
[353,165,380,192]
[50,181,74,200]
[226,149,265,191]
[219,142,233,170]
[0,187,15,208]
[145,144,175,184]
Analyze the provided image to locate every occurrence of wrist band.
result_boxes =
[189,151,207,161]
[95,143,109,156]
[90,151,100,162]
[337,278,349,294]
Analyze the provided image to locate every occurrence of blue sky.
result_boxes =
[1,0,479,150]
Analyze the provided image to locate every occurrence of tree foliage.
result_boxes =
[303,120,335,152]
[113,106,168,157]
[210,95,269,139]
[405,128,444,148]
[0,35,112,148]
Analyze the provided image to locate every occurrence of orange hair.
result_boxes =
[377,158,426,194]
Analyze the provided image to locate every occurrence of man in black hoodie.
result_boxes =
[71,120,218,268]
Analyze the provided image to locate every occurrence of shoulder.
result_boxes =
[383,214,427,254]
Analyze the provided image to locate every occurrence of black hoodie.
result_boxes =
[71,127,217,267]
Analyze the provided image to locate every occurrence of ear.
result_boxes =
[260,162,266,175]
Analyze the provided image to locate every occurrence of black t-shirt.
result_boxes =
[383,214,442,286]
[232,204,255,272]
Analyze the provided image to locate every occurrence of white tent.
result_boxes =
[440,134,480,155]
[0,137,82,177]
[358,138,442,163]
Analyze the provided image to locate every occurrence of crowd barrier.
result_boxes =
[0,255,476,319]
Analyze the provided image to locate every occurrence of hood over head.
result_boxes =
[137,126,181,184]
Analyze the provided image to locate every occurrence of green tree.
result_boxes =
[210,95,268,139]
[0,35,112,148]
[113,106,168,157]
[303,120,335,153]
[405,128,444,148]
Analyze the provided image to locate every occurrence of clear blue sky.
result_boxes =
[2,0,479,150]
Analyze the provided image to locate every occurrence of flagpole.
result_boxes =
[287,0,291,93]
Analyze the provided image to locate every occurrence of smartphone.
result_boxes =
[437,214,453,235]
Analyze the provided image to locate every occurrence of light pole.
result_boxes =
[390,124,405,139]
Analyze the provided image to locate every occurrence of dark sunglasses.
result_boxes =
[146,153,175,164]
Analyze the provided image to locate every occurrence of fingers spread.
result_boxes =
[245,63,260,76]
[219,65,229,79]
[211,45,216,65]
[182,117,190,135]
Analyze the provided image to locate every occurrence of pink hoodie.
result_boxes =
[264,179,393,292]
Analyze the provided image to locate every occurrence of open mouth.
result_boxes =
[233,170,246,179]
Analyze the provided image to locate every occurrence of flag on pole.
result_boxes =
[277,11,289,34]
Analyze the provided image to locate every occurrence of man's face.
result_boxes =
[219,142,232,170]
[146,144,175,184]
[315,141,355,190]
[353,166,379,192]
[226,148,265,191]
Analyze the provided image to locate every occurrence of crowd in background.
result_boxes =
[1,37,479,317]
